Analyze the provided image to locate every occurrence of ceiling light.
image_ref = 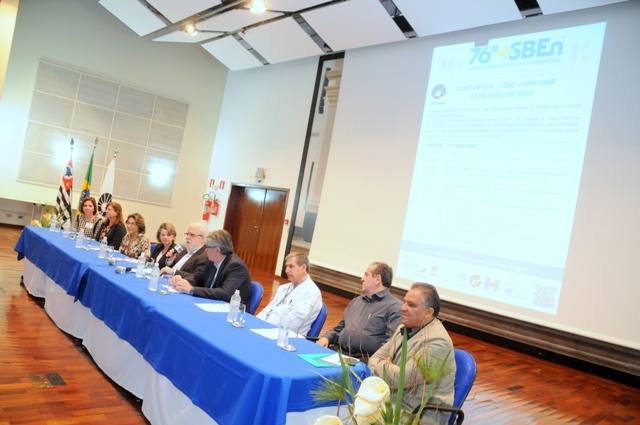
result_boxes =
[249,0,267,14]
[184,22,198,36]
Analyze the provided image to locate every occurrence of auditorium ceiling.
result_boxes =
[99,0,627,71]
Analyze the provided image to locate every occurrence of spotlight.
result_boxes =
[184,22,198,36]
[249,0,267,14]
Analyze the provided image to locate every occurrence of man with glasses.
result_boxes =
[316,261,402,364]
[170,229,252,306]
[160,222,208,282]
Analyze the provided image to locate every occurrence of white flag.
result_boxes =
[97,157,115,217]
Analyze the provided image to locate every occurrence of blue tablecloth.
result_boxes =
[14,226,113,297]
[15,226,369,425]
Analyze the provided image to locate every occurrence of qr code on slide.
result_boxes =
[532,284,557,308]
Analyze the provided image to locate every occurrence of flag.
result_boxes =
[55,156,73,223]
[77,149,95,216]
[97,156,115,217]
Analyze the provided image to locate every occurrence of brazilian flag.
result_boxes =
[77,150,94,215]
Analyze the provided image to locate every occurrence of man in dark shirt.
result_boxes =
[317,261,402,363]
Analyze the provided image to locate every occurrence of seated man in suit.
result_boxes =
[160,222,208,282]
[256,253,322,337]
[316,261,402,363]
[170,229,252,306]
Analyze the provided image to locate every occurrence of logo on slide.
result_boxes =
[468,274,483,288]
[431,84,447,99]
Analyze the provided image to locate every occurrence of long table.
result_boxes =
[15,226,368,424]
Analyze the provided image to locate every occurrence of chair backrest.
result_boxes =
[450,348,477,425]
[306,303,327,338]
[249,281,264,315]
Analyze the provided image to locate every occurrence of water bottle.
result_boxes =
[50,215,58,232]
[98,237,108,259]
[135,253,145,278]
[62,221,70,237]
[75,233,84,248]
[277,309,291,347]
[227,289,241,323]
[148,262,160,291]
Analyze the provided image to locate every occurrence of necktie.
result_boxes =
[209,265,219,288]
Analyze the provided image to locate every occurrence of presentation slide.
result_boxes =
[397,23,606,314]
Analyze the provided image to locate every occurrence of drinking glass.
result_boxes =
[158,275,169,295]
[282,327,299,352]
[232,303,246,328]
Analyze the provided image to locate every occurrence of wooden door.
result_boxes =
[224,185,288,273]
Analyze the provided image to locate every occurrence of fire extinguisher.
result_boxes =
[211,198,220,216]
[202,197,212,221]
[202,192,219,221]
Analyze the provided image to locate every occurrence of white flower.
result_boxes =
[313,415,343,425]
[355,376,390,404]
[352,376,390,421]
[354,413,382,425]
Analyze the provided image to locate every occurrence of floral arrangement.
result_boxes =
[311,333,453,425]
[30,204,58,228]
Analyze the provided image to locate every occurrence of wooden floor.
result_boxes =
[1,226,638,424]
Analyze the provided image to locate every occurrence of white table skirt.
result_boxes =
[23,259,90,339]
[23,259,46,297]
[44,276,90,339]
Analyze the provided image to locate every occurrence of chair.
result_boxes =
[249,281,264,315]
[306,303,327,338]
[418,348,477,425]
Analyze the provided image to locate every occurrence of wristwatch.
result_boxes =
[188,286,194,295]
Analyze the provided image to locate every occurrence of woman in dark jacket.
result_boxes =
[95,201,126,250]
[149,222,177,268]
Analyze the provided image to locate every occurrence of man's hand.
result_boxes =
[316,337,330,348]
[170,276,193,294]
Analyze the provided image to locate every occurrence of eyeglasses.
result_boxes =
[206,245,220,250]
[184,232,203,238]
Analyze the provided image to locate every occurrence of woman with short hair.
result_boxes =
[149,222,177,268]
[119,212,150,259]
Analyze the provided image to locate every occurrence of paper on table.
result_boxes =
[195,303,229,313]
[250,328,304,340]
[321,353,359,366]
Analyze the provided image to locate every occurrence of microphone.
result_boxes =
[115,266,132,274]
[167,243,185,258]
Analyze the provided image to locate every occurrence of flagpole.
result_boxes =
[67,138,74,222]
